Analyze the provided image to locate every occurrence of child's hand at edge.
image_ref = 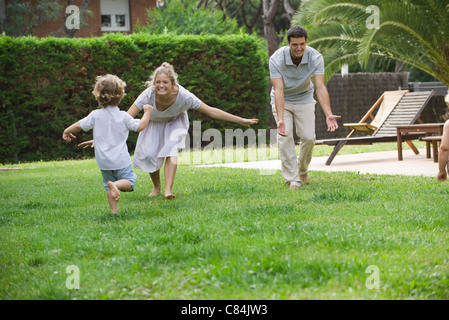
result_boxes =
[62,132,76,142]
[78,140,94,149]
[143,104,153,113]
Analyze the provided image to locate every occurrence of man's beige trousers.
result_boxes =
[272,102,316,184]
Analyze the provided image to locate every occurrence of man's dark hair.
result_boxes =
[287,26,308,42]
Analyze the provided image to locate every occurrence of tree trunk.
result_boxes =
[263,0,281,56]
[0,0,6,33]
[199,0,298,56]
[0,0,5,19]
[264,20,281,56]
[395,60,406,73]
[282,0,295,21]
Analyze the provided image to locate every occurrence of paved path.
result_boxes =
[197,149,439,178]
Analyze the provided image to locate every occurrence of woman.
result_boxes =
[437,93,449,182]
[127,62,258,198]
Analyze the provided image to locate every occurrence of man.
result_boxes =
[270,25,341,189]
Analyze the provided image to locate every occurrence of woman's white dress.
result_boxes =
[133,85,202,173]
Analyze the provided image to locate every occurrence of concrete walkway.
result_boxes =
[197,149,439,178]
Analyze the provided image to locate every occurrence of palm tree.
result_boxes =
[292,0,449,87]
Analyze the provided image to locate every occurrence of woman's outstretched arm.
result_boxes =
[197,103,258,127]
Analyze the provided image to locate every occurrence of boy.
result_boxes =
[63,74,152,214]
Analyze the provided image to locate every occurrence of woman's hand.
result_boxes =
[241,118,258,127]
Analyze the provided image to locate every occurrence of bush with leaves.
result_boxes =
[0,33,269,163]
[136,0,243,35]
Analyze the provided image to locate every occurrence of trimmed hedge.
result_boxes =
[0,33,269,163]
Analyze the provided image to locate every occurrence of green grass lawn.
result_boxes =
[1,143,448,300]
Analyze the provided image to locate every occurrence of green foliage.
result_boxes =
[136,0,243,35]
[0,33,269,163]
[0,0,63,36]
[293,0,449,85]
[201,0,301,37]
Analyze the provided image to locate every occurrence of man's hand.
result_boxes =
[326,115,341,132]
[277,120,287,136]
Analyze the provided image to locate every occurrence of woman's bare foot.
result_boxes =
[164,189,176,199]
[149,187,161,197]
[300,173,310,184]
[107,181,121,202]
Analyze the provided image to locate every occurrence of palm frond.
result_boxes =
[293,0,449,86]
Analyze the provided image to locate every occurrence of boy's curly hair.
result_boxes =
[92,74,126,107]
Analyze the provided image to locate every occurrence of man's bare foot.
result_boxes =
[300,173,310,184]
[289,181,301,190]
[107,181,121,202]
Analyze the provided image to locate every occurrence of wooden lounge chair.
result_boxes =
[315,90,435,165]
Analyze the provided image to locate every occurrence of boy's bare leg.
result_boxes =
[149,170,161,197]
[107,180,132,214]
[164,157,177,199]
[107,190,119,214]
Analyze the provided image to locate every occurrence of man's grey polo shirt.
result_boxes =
[269,45,325,105]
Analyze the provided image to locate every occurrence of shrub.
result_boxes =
[136,0,243,36]
[0,33,269,163]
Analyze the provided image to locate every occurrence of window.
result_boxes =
[100,0,130,32]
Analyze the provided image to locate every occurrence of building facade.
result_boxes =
[20,0,157,37]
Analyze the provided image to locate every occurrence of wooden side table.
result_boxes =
[396,123,444,161]
[420,135,442,162]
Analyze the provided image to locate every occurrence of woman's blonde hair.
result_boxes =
[145,62,178,88]
[92,74,126,107]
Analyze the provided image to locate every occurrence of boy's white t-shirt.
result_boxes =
[78,106,140,170]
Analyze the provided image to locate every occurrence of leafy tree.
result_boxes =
[198,0,301,55]
[136,0,243,35]
[293,0,449,86]
[0,0,63,36]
